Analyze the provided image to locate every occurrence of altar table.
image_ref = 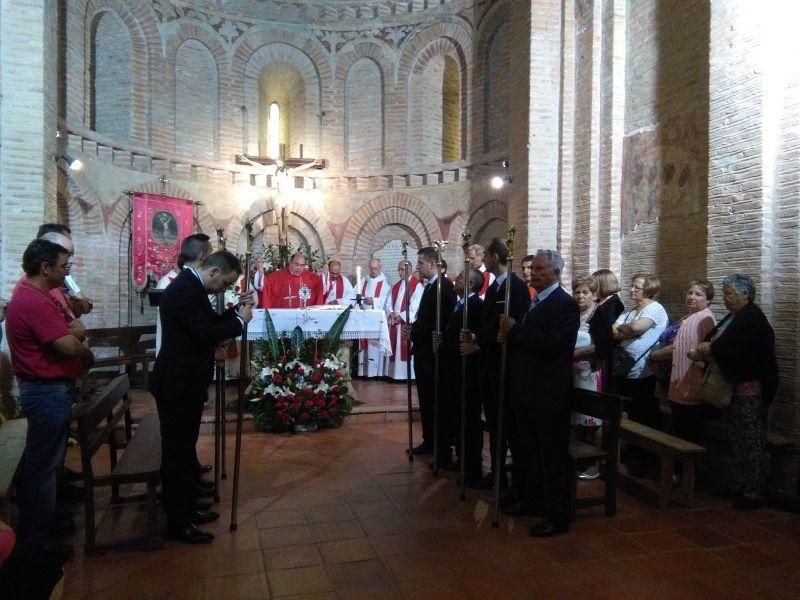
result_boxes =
[247,308,392,356]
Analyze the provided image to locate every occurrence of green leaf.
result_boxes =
[290,325,305,348]
[324,306,352,353]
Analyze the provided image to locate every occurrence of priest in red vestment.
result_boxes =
[261,253,324,308]
[384,260,423,380]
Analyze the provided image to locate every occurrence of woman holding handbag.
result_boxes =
[690,274,778,510]
[612,273,669,476]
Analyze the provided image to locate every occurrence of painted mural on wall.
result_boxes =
[621,109,706,234]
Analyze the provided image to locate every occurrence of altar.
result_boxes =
[247,307,392,356]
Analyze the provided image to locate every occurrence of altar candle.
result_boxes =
[356,266,361,292]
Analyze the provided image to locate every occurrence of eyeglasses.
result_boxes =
[630,285,644,291]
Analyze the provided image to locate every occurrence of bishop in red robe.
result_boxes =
[261,253,324,308]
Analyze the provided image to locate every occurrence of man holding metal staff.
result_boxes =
[403,247,456,457]
[151,250,254,544]
[498,249,579,537]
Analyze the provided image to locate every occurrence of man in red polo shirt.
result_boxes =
[5,239,94,554]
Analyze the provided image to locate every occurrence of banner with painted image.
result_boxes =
[132,193,194,287]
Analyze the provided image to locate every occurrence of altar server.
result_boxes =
[261,252,324,308]
[384,260,423,380]
[357,258,391,377]
[323,260,355,305]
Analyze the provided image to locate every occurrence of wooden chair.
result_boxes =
[568,388,625,521]
[74,374,162,554]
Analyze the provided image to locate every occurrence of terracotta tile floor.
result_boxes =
[57,381,800,599]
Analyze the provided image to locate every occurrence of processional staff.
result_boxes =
[230,220,255,531]
[432,240,447,478]
[459,231,471,501]
[492,227,515,527]
[214,228,226,500]
[401,241,414,462]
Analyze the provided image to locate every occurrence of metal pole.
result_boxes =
[492,228,515,528]
[230,221,254,531]
[432,240,447,478]
[214,291,224,501]
[459,232,471,501]
[402,242,414,462]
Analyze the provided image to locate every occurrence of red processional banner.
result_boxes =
[132,193,194,287]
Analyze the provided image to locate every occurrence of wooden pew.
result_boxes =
[619,419,706,509]
[74,374,162,554]
[569,389,625,520]
[81,325,156,396]
[0,418,28,523]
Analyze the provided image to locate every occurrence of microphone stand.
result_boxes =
[492,228,515,527]
[459,232,471,501]
[230,220,254,531]
[402,242,413,462]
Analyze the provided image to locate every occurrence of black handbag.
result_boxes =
[612,310,660,377]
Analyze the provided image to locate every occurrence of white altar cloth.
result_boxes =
[247,308,392,355]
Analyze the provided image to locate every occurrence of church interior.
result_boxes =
[3,0,800,597]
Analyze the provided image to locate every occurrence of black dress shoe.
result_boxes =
[194,485,216,498]
[166,523,215,544]
[198,464,213,475]
[529,519,569,537]
[410,443,433,456]
[190,509,220,525]
[57,482,86,504]
[194,500,213,511]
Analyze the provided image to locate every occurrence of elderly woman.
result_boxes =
[691,274,778,510]
[591,270,624,390]
[613,273,669,475]
[649,280,716,444]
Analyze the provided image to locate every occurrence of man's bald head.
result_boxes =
[369,258,381,277]
[40,232,75,256]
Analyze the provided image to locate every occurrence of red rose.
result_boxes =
[278,355,286,362]
[227,302,234,308]
[272,373,282,383]
[310,374,322,384]
[321,410,329,419]
[298,368,305,376]
[315,398,326,408]
[329,408,337,415]
[329,394,339,405]
[315,360,321,366]
[316,390,325,397]
[300,412,310,422]
[292,402,301,411]
[304,387,314,395]
[280,413,290,422]
[304,400,314,409]
[335,370,343,378]
[234,285,240,292]
[330,385,340,394]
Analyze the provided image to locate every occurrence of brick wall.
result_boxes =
[174,39,218,160]
[91,10,132,143]
[345,58,384,170]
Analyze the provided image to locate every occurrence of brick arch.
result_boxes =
[78,0,160,145]
[397,21,474,80]
[239,42,323,156]
[340,193,441,266]
[56,166,104,236]
[403,35,470,164]
[474,1,513,156]
[334,42,395,85]
[466,199,508,243]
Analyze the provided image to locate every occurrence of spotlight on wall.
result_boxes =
[57,153,83,171]
[501,159,509,169]
[491,175,512,190]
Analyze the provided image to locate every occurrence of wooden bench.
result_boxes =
[569,389,625,521]
[75,374,162,554]
[619,419,706,509]
[81,326,156,397]
[0,418,28,523]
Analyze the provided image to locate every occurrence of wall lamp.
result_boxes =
[57,153,83,171]
[491,175,512,190]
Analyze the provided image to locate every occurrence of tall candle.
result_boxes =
[356,266,362,292]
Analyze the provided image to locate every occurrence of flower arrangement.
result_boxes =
[248,307,353,432]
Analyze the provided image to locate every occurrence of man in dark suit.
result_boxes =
[499,249,579,537]
[435,268,484,480]
[405,246,456,456]
[461,238,530,489]
[151,250,254,544]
